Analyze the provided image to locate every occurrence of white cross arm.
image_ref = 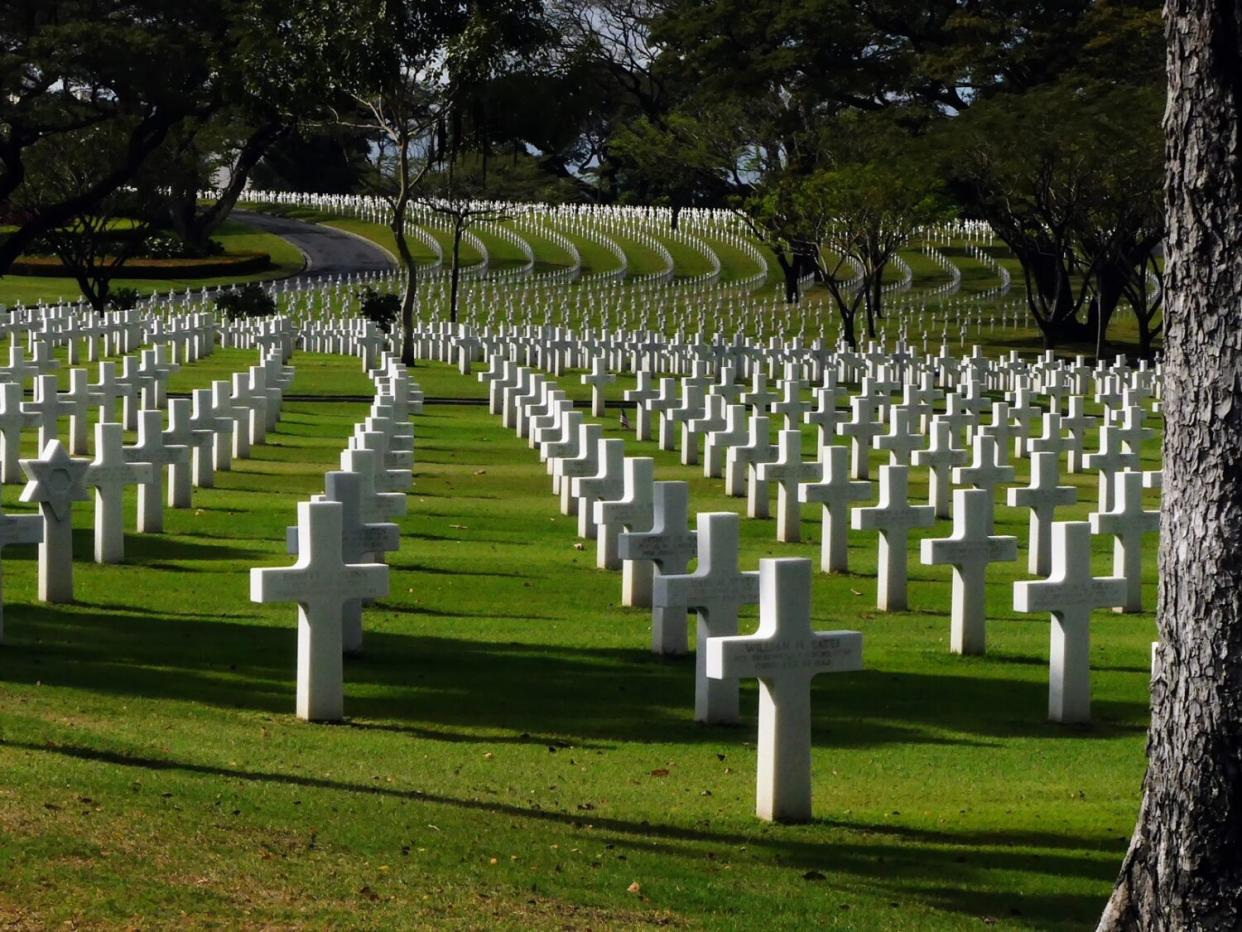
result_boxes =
[920,536,1018,567]
[653,572,759,611]
[1013,576,1127,615]
[706,630,863,681]
[250,562,389,606]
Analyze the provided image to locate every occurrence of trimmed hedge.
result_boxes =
[8,252,272,279]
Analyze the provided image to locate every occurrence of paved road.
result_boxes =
[233,209,396,280]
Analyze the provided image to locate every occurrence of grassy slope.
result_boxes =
[0,349,1155,930]
[0,220,305,308]
[546,226,624,277]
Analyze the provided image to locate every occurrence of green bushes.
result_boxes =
[216,283,277,320]
[357,286,400,333]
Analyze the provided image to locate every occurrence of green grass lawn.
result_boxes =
[0,350,1155,929]
[0,219,306,309]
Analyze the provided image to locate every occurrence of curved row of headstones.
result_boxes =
[464,331,1162,822]
[218,188,1035,357]
[249,341,424,723]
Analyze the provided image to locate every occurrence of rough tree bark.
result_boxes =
[1098,1,1242,928]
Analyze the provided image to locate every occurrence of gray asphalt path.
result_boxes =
[232,209,396,279]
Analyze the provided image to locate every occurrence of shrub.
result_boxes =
[108,288,141,311]
[357,287,400,334]
[216,283,276,321]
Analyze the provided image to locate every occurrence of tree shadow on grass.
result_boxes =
[988,651,1154,677]
[379,604,558,623]
[4,738,1116,930]
[0,606,1149,752]
[402,531,515,546]
[390,562,532,580]
[343,719,613,750]
[122,533,269,564]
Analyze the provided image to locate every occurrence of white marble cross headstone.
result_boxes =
[1089,470,1158,613]
[581,356,616,417]
[757,429,813,542]
[251,500,389,721]
[594,456,654,580]
[1007,451,1077,576]
[572,437,625,541]
[874,405,923,466]
[920,488,1018,655]
[953,434,1016,528]
[123,410,189,533]
[616,481,698,655]
[86,422,153,564]
[1013,521,1126,723]
[799,445,870,574]
[706,557,862,822]
[653,512,760,723]
[704,403,750,479]
[912,416,968,519]
[286,471,401,655]
[724,415,775,503]
[553,423,603,516]
[1060,396,1098,475]
[1083,424,1141,512]
[838,394,881,480]
[804,385,843,448]
[851,464,935,611]
[0,382,37,484]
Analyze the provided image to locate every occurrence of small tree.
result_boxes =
[216,283,276,321]
[419,198,519,324]
[14,128,163,312]
[807,156,948,347]
[338,0,547,363]
[356,286,400,333]
[735,178,819,307]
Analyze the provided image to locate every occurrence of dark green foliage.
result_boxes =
[106,287,140,310]
[357,286,400,333]
[215,283,276,321]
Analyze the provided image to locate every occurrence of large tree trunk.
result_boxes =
[864,270,883,341]
[1098,2,1242,928]
[170,123,287,249]
[1135,309,1157,363]
[776,252,800,305]
[449,222,463,325]
[1093,264,1128,363]
[392,214,418,367]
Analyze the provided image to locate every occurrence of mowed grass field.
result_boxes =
[0,349,1157,929]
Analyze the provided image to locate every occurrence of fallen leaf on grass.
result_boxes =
[627,882,641,894]
[650,768,669,778]
[850,588,862,596]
